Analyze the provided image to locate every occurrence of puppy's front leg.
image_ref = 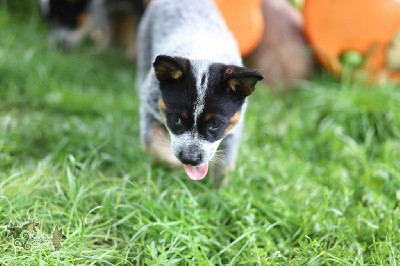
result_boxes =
[212,125,243,188]
[140,112,181,167]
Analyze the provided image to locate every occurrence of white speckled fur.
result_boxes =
[192,61,209,127]
[170,132,222,164]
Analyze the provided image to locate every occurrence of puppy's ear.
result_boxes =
[153,55,188,82]
[223,66,264,96]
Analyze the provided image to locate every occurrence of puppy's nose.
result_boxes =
[179,146,202,166]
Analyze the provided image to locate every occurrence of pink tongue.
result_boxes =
[183,163,209,180]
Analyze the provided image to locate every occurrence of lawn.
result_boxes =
[0,7,399,265]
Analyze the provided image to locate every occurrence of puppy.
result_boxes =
[40,0,93,50]
[137,0,263,186]
[41,0,145,58]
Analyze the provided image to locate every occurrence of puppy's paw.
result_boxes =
[143,121,181,168]
[211,165,232,189]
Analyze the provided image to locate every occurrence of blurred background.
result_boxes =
[4,0,400,88]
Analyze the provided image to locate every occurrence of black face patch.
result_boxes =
[154,56,197,135]
[153,55,263,141]
[194,63,248,142]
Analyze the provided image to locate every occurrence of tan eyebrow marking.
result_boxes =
[181,111,188,119]
[203,113,213,122]
[223,111,241,137]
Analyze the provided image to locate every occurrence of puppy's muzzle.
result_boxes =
[178,145,203,166]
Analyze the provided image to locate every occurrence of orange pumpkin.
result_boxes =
[214,0,264,56]
[303,0,400,81]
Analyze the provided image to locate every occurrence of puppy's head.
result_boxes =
[153,55,263,180]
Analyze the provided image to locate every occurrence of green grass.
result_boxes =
[0,9,399,265]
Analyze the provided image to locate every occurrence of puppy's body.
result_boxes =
[137,0,263,185]
[137,0,242,83]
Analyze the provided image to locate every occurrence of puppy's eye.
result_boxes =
[209,120,222,131]
[172,115,182,126]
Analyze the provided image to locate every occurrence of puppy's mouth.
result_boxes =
[183,163,209,180]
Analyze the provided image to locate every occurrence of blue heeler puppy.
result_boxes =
[137,0,263,186]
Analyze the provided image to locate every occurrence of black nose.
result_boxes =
[179,147,202,166]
